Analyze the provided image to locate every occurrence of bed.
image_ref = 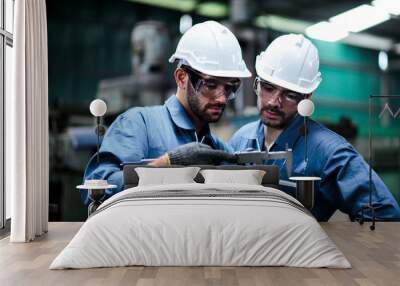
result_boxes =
[50,165,350,269]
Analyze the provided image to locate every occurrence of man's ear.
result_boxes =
[174,68,187,90]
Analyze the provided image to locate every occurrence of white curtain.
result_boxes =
[6,0,49,242]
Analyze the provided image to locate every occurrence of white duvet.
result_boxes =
[50,183,351,269]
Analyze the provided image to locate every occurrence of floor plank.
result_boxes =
[0,222,399,286]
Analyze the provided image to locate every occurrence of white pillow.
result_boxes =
[200,169,266,185]
[136,167,200,186]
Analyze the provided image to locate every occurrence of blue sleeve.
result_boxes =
[228,124,258,152]
[227,136,237,151]
[213,138,233,153]
[81,110,148,206]
[314,143,400,221]
[228,131,243,152]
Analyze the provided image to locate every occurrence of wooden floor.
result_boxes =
[0,222,399,286]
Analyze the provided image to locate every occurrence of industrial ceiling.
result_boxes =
[259,0,400,42]
[128,0,400,52]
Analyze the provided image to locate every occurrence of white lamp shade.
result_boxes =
[90,99,107,117]
[297,99,315,117]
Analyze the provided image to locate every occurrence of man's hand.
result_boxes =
[167,142,237,165]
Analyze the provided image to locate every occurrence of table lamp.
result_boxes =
[289,99,321,210]
[76,99,116,216]
[90,99,107,163]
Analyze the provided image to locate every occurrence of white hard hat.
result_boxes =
[255,34,322,94]
[169,21,251,78]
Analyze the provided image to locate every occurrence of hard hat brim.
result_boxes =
[257,69,321,94]
[169,55,252,78]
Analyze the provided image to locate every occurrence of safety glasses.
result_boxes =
[182,66,242,101]
[253,77,305,104]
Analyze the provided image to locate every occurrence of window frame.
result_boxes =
[0,0,14,232]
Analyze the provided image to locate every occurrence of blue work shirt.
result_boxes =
[82,95,231,205]
[229,115,400,221]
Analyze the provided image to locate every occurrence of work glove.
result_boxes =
[167,142,238,165]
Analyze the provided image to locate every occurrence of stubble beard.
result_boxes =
[187,86,225,123]
[258,99,295,129]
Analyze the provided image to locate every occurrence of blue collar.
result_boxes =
[165,95,215,144]
[242,115,304,151]
[165,95,196,131]
[238,120,265,150]
[240,119,264,140]
[274,115,304,149]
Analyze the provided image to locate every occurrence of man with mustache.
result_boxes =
[229,34,400,221]
[81,21,251,205]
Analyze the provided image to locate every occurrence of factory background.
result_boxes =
[45,0,400,221]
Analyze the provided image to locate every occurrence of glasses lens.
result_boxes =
[254,77,304,103]
[226,80,241,100]
[226,80,241,94]
[183,67,200,90]
[183,66,240,100]
[284,92,304,103]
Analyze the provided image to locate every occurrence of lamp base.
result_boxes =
[77,180,117,217]
[358,204,376,231]
[88,188,106,217]
[289,176,321,210]
[88,200,103,217]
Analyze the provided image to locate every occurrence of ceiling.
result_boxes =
[256,0,400,42]
[127,0,400,50]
